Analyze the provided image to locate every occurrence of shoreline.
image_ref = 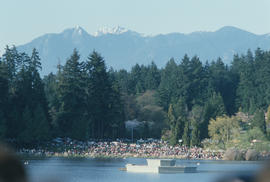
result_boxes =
[18,153,222,160]
[18,153,269,162]
[15,139,270,161]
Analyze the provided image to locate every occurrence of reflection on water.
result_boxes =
[25,158,263,182]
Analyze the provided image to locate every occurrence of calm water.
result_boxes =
[25,157,263,182]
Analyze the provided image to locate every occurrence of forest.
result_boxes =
[0,46,270,149]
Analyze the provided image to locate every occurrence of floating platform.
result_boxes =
[125,159,197,173]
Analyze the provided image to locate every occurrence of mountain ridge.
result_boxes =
[17,26,270,75]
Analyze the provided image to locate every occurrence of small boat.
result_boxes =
[125,159,196,173]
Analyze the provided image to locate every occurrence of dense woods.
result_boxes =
[0,46,270,148]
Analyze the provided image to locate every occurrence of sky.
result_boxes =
[1,0,270,54]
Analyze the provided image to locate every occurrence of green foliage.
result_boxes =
[226,127,270,151]
[122,94,139,120]
[86,51,113,138]
[208,58,237,114]
[200,92,226,139]
[191,123,200,146]
[135,90,166,138]
[157,58,179,111]
[56,49,87,138]
[2,46,270,148]
[168,104,176,145]
[245,127,266,142]
[136,90,157,107]
[33,105,51,142]
[208,115,240,148]
[0,61,8,140]
[0,111,7,139]
[19,107,34,143]
[182,121,190,146]
[266,105,270,125]
[19,105,50,144]
[167,98,187,145]
[252,109,266,134]
[190,105,203,146]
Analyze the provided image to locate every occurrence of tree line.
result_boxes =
[0,46,270,146]
[0,47,125,145]
[111,48,270,146]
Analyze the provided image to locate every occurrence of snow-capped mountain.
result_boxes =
[17,26,270,76]
[93,26,129,36]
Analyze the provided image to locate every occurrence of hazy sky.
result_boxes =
[1,0,270,54]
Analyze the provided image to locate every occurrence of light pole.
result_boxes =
[125,120,140,143]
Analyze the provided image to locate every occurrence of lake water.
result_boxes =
[25,157,263,182]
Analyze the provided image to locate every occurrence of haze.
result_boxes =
[1,0,270,54]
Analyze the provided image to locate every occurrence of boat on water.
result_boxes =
[125,159,197,173]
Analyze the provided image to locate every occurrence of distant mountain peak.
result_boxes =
[73,25,88,36]
[74,25,84,35]
[217,26,250,33]
[93,26,129,36]
[61,26,88,37]
[17,25,270,76]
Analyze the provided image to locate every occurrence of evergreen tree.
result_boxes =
[191,122,200,146]
[108,71,125,138]
[2,46,20,82]
[182,121,190,146]
[86,51,113,138]
[185,56,205,108]
[19,106,34,144]
[200,92,226,139]
[57,49,87,139]
[0,111,7,139]
[173,98,187,141]
[145,62,161,90]
[190,105,203,145]
[208,58,237,114]
[235,52,257,113]
[33,104,50,142]
[167,104,177,145]
[129,64,145,94]
[43,73,59,128]
[158,58,179,111]
[112,69,130,93]
[0,61,9,139]
[252,109,266,134]
[167,98,187,145]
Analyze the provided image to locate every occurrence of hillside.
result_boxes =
[18,26,270,75]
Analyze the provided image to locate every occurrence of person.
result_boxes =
[255,161,270,182]
[215,160,270,182]
[0,144,27,182]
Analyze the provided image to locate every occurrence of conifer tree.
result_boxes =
[33,104,50,142]
[0,61,9,139]
[57,49,87,139]
[252,109,266,134]
[0,111,7,139]
[182,121,190,146]
[86,51,112,138]
[191,122,200,146]
[19,106,34,144]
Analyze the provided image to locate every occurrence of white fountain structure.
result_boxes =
[125,159,197,173]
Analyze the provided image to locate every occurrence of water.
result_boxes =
[25,157,263,182]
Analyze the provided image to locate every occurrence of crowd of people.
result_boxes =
[17,138,223,160]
